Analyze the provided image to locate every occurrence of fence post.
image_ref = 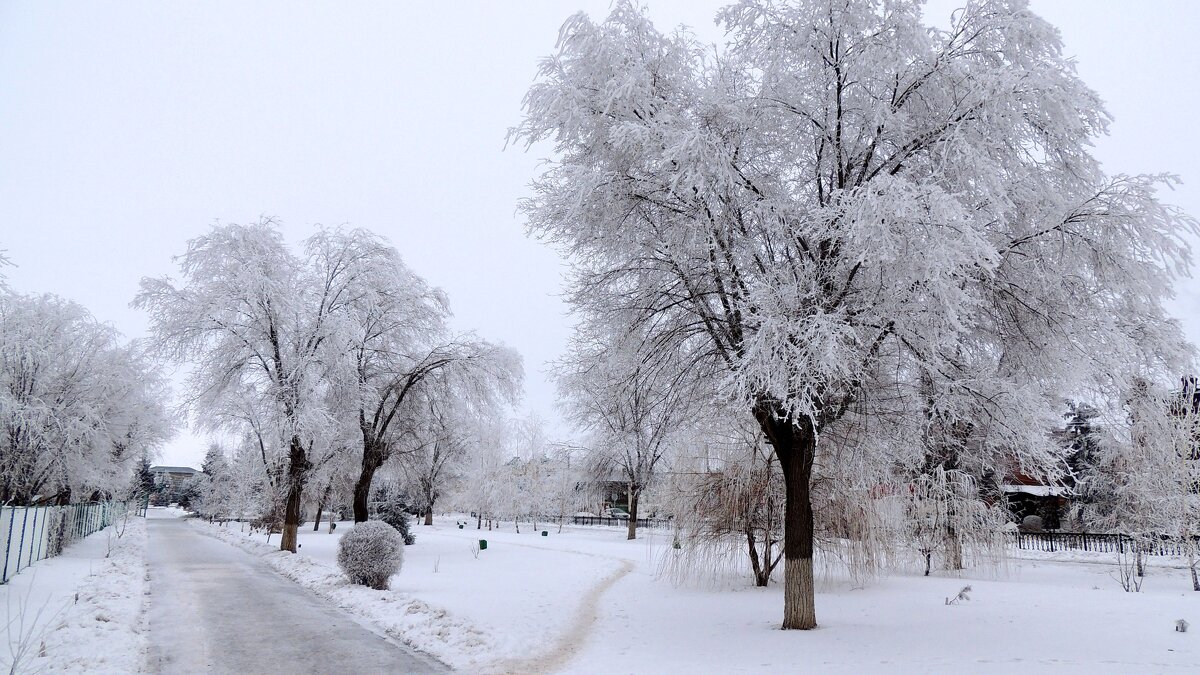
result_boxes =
[2,508,14,583]
[35,507,47,563]
[26,509,38,568]
[14,508,29,578]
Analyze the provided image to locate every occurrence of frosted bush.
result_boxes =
[337,521,404,590]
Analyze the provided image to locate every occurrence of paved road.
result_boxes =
[147,518,444,674]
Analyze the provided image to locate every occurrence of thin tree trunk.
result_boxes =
[626,489,639,541]
[747,527,767,586]
[313,479,333,532]
[755,400,817,630]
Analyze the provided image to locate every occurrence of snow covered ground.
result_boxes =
[194,515,1200,674]
[0,512,148,674]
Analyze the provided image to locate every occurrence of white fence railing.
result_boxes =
[0,501,139,583]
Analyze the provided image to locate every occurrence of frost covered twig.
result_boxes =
[944,585,972,606]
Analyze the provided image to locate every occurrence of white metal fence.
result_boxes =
[0,501,138,583]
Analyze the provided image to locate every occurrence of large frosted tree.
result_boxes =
[0,293,171,504]
[514,0,1195,628]
[137,221,386,552]
[331,231,522,522]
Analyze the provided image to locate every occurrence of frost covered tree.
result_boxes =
[514,0,1195,628]
[666,411,786,587]
[0,293,171,504]
[1089,377,1200,589]
[137,221,376,552]
[321,227,523,523]
[558,337,692,540]
[0,250,10,292]
[451,417,516,530]
[402,397,468,527]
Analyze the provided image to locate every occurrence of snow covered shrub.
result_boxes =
[337,521,405,590]
[1019,515,1044,533]
[378,501,416,545]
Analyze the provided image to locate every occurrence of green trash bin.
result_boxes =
[541,531,548,536]
[479,539,488,550]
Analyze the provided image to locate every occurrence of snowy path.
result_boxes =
[146,518,445,674]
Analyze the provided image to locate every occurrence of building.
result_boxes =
[149,466,199,492]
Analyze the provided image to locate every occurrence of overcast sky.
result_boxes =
[1,1,1197,468]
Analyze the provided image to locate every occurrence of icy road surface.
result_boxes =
[147,517,445,674]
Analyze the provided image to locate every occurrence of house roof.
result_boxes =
[150,466,199,474]
[1001,484,1069,497]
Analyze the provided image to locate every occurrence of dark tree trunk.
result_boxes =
[353,440,384,523]
[313,479,333,532]
[279,437,310,553]
[753,398,817,630]
[748,528,766,586]
[424,511,433,526]
[626,489,639,540]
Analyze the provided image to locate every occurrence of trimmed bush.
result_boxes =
[337,520,405,590]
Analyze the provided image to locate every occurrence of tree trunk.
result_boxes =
[945,523,963,571]
[353,436,385,523]
[626,489,639,540]
[747,527,767,587]
[944,497,963,570]
[313,479,333,532]
[279,437,310,553]
[754,399,817,630]
[424,511,433,526]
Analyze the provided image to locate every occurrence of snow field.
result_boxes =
[1,514,148,674]
[195,515,1200,674]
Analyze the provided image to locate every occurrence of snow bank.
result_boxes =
[1,515,148,674]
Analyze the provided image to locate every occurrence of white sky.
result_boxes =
[1,1,1197,468]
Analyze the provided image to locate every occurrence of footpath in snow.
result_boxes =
[146,512,443,673]
[200,515,1200,674]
